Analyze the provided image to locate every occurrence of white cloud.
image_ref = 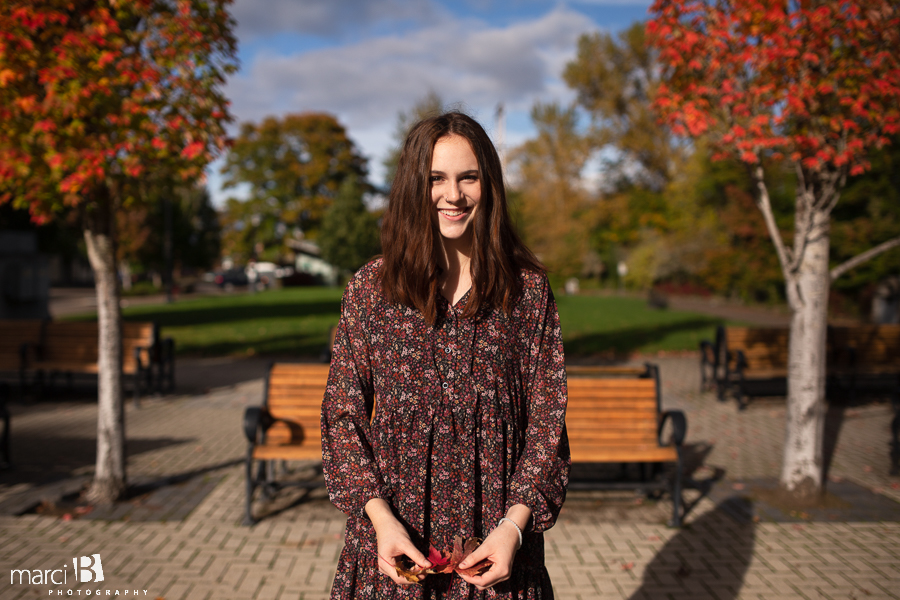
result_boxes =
[231,0,440,38]
[210,6,599,201]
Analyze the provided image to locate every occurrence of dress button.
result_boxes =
[445,347,452,353]
[442,382,449,389]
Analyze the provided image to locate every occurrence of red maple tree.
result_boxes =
[0,0,237,503]
[648,0,900,498]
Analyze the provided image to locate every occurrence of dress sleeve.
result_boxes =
[320,270,391,518]
[507,273,570,532]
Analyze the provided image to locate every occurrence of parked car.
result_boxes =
[213,268,249,290]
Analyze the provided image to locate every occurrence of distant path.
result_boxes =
[49,283,228,318]
[53,285,859,328]
[664,294,793,327]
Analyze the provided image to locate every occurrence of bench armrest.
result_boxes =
[734,349,748,373]
[133,344,149,368]
[659,410,687,447]
[699,339,716,366]
[243,406,272,444]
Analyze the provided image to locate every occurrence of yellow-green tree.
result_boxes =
[509,103,593,278]
[564,22,686,190]
[220,112,368,263]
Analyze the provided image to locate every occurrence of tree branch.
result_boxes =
[751,164,794,278]
[830,235,900,282]
[790,162,815,274]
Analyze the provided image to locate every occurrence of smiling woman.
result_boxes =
[321,112,570,599]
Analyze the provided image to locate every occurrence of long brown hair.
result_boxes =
[380,111,543,324]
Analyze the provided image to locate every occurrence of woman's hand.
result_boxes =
[457,505,531,590]
[365,498,431,585]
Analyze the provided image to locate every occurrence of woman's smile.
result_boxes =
[430,133,482,243]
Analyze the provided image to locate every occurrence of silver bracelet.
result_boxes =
[498,517,523,549]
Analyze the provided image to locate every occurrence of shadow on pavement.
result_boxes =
[0,435,194,516]
[628,497,756,600]
[0,434,192,480]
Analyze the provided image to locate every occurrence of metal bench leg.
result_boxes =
[670,453,684,527]
[244,451,258,526]
[0,383,10,469]
[890,400,899,477]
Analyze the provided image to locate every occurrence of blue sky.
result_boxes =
[209,0,653,205]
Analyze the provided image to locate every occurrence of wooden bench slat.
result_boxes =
[253,445,323,461]
[565,399,657,409]
[567,378,655,388]
[561,390,657,401]
[570,446,677,462]
[567,433,660,444]
[268,384,329,394]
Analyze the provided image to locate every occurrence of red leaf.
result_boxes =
[394,535,492,583]
[181,140,204,160]
[739,151,758,164]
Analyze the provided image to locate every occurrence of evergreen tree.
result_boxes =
[318,177,381,273]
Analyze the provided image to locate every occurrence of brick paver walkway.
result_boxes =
[1,355,898,599]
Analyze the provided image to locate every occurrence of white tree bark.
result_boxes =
[751,165,832,500]
[84,198,127,505]
[780,207,830,499]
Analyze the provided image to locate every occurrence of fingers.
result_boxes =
[375,552,402,583]
[457,523,520,590]
[458,561,511,591]
[373,524,432,586]
[402,542,430,569]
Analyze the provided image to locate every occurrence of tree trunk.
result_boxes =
[780,207,830,500]
[83,191,127,505]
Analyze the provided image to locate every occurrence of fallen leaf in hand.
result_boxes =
[394,556,428,583]
[394,535,493,582]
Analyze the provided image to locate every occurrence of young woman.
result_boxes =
[321,111,569,599]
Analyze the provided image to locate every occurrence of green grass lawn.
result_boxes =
[555,294,727,357]
[69,287,733,358]
[116,287,344,358]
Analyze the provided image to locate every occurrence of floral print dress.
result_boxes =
[321,259,570,599]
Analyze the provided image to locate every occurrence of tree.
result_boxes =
[318,175,381,273]
[564,22,688,191]
[117,183,221,285]
[830,135,900,311]
[220,112,368,262]
[382,91,445,189]
[649,0,900,499]
[509,103,593,278]
[0,0,237,503]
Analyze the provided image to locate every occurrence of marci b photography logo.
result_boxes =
[9,554,150,596]
[75,555,104,583]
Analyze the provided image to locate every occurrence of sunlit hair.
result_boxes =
[380,111,544,324]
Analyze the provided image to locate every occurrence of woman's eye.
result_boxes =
[430,175,442,183]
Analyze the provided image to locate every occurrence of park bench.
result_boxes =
[243,362,687,527]
[20,320,174,403]
[701,325,792,409]
[566,364,687,527]
[703,324,899,408]
[0,319,45,389]
[830,324,900,397]
[829,325,900,475]
[242,362,330,525]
